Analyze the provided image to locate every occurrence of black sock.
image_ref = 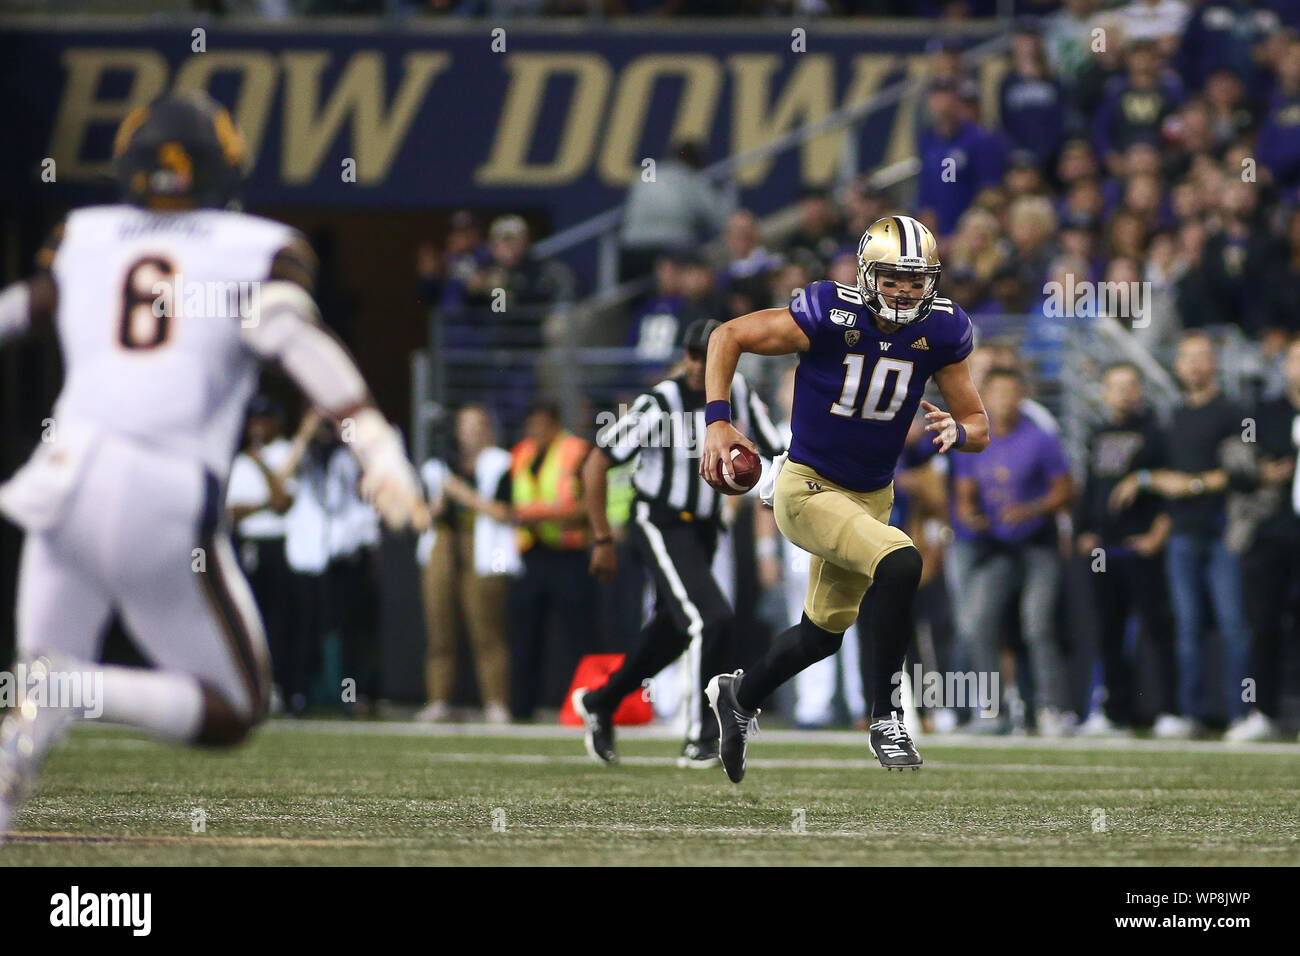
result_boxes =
[736,613,843,711]
[587,612,684,714]
[867,547,923,719]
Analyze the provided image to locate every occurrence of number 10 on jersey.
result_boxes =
[831,356,914,421]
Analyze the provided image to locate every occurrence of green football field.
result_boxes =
[2,722,1298,866]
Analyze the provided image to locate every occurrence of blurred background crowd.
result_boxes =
[8,0,1299,741]
[359,0,1296,741]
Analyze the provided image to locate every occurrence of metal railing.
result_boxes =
[1058,316,1270,481]
[1060,315,1182,482]
[413,302,629,465]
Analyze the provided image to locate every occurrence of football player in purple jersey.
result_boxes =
[699,215,989,780]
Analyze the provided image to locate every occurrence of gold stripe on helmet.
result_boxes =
[212,106,246,167]
[112,105,150,158]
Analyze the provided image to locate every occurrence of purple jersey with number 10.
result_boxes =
[786,280,974,492]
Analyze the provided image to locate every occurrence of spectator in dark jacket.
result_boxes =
[1263,208,1300,340]
[1226,336,1300,740]
[1000,20,1067,166]
[785,187,844,268]
[464,216,575,314]
[1176,1,1282,98]
[1092,39,1185,174]
[1198,180,1278,336]
[1075,363,1176,735]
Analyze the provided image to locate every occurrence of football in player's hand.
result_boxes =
[718,444,762,495]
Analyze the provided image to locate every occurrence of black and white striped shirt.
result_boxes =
[596,372,786,523]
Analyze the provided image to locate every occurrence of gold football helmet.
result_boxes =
[856,216,942,325]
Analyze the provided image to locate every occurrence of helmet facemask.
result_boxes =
[859,261,941,326]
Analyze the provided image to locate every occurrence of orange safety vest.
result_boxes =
[511,431,589,551]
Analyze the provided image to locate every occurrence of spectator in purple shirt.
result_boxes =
[953,366,1076,735]
[917,77,1008,237]
[1257,34,1300,191]
[626,251,710,374]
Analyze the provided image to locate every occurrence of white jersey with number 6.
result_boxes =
[49,203,297,482]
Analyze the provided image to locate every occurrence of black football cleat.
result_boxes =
[869,711,923,770]
[572,688,618,766]
[676,738,721,769]
[705,671,760,783]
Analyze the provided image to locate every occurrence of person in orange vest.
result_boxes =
[508,402,595,720]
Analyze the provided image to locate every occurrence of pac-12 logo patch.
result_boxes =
[829,308,857,327]
[844,329,861,347]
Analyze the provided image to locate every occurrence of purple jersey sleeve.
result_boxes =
[788,280,834,341]
[941,303,975,366]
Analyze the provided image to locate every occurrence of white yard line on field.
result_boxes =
[258,719,1300,757]
[384,751,1154,773]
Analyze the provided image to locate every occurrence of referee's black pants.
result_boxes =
[587,503,734,744]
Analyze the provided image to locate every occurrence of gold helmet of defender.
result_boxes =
[856,215,942,326]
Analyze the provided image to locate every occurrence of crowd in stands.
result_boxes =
[223,1,1300,740]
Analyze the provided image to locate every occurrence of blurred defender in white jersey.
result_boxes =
[0,93,428,840]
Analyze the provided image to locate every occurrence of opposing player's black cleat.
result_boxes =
[869,711,923,770]
[706,671,760,783]
[676,738,721,769]
[572,688,618,765]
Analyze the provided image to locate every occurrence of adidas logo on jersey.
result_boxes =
[911,337,930,351]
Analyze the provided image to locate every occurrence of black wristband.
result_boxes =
[954,422,967,448]
[593,536,613,546]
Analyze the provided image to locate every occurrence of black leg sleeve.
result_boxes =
[735,613,844,711]
[866,547,924,719]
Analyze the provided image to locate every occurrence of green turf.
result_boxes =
[2,724,1298,865]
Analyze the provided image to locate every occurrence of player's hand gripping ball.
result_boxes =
[716,444,762,495]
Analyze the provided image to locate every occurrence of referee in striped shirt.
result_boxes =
[575,318,786,767]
